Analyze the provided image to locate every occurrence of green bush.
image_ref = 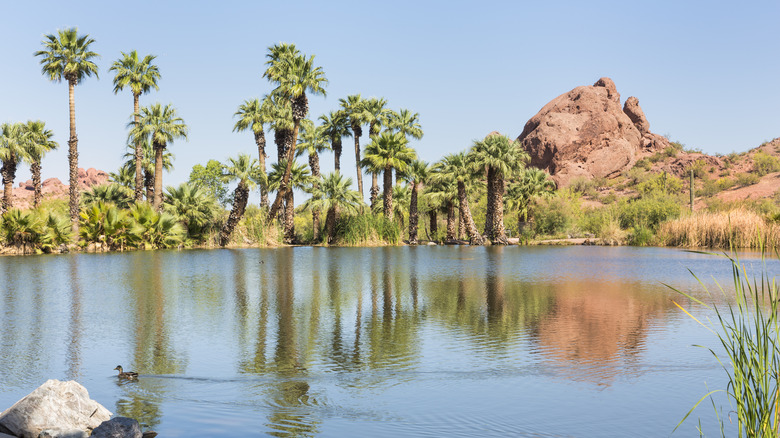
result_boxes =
[735,172,760,187]
[627,226,654,246]
[637,172,683,196]
[336,213,400,245]
[633,158,651,170]
[753,151,780,176]
[532,191,582,236]
[617,194,681,230]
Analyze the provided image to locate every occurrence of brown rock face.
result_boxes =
[517,77,669,187]
[10,168,109,210]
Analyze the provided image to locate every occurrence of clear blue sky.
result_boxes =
[2,0,778,194]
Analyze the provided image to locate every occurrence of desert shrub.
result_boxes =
[657,209,780,248]
[735,172,760,187]
[568,177,597,197]
[617,194,681,231]
[637,172,683,196]
[669,141,685,152]
[663,146,678,158]
[689,159,708,178]
[624,167,651,186]
[531,191,582,236]
[601,192,617,205]
[753,151,780,176]
[627,226,654,246]
[633,158,651,170]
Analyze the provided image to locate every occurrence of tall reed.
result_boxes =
[670,252,780,437]
[658,209,780,248]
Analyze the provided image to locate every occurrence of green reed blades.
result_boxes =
[670,252,780,437]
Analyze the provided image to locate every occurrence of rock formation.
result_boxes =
[10,168,109,210]
[517,77,670,187]
[0,380,112,438]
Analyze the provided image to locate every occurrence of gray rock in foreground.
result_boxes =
[38,429,87,438]
[91,417,142,438]
[0,380,112,438]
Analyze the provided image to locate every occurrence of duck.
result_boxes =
[114,365,139,380]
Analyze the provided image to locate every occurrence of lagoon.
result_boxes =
[0,246,764,436]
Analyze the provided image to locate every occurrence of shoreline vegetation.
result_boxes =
[3,29,780,255]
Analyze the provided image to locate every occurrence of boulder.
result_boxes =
[91,417,142,438]
[0,380,112,438]
[37,429,87,438]
[517,77,669,187]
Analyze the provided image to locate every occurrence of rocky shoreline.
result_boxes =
[0,380,155,438]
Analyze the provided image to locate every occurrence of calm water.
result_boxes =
[1,246,775,437]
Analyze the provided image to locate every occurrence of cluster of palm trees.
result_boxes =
[2,27,559,251]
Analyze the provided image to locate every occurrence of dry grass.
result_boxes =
[657,208,780,248]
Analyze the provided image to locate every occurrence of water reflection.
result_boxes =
[0,247,725,436]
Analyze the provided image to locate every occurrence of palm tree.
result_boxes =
[22,120,58,208]
[359,153,384,210]
[469,133,528,244]
[122,140,174,202]
[364,98,392,200]
[363,131,416,221]
[388,109,424,140]
[339,94,369,198]
[319,110,351,173]
[164,183,219,240]
[264,45,327,221]
[110,50,161,202]
[129,103,188,210]
[35,28,99,232]
[296,121,331,242]
[400,160,430,245]
[81,183,134,209]
[0,123,28,213]
[426,171,458,241]
[437,152,484,245]
[506,167,555,233]
[268,160,312,243]
[219,154,261,246]
[109,163,135,188]
[233,98,272,208]
[301,172,364,244]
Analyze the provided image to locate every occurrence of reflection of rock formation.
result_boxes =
[533,280,672,385]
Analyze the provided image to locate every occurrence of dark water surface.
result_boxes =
[1,246,774,436]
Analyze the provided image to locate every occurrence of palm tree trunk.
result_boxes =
[32,160,42,208]
[409,183,419,245]
[428,210,438,241]
[284,190,295,244]
[153,144,164,210]
[458,207,466,240]
[268,126,299,221]
[325,206,337,244]
[68,79,80,234]
[446,201,456,241]
[144,169,154,201]
[333,138,342,172]
[309,152,321,242]
[255,130,268,209]
[458,181,484,245]
[353,124,363,198]
[491,176,508,244]
[219,182,249,246]
[484,167,495,238]
[1,158,16,213]
[383,166,393,221]
[133,93,144,202]
[370,173,379,209]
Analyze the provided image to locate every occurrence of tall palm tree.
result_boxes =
[219,154,260,246]
[469,133,528,244]
[400,160,430,245]
[233,98,272,208]
[268,160,312,243]
[506,167,556,233]
[301,172,364,244]
[318,110,351,173]
[35,28,99,232]
[297,121,331,242]
[123,140,174,202]
[363,131,416,221]
[110,50,161,202]
[339,94,369,198]
[364,98,392,201]
[264,45,327,221]
[130,103,188,210]
[426,171,458,241]
[359,153,385,210]
[437,152,484,245]
[22,120,58,208]
[0,123,29,213]
[388,109,424,140]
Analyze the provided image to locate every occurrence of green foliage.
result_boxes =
[189,160,230,206]
[735,172,760,187]
[698,177,736,197]
[752,151,780,176]
[163,183,221,240]
[82,183,134,209]
[129,203,186,249]
[636,172,683,196]
[335,213,400,245]
[627,226,654,246]
[531,191,582,236]
[568,177,598,197]
[633,158,651,170]
[79,202,136,250]
[689,159,708,178]
[617,193,681,230]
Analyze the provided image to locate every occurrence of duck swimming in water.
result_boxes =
[114,365,138,380]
